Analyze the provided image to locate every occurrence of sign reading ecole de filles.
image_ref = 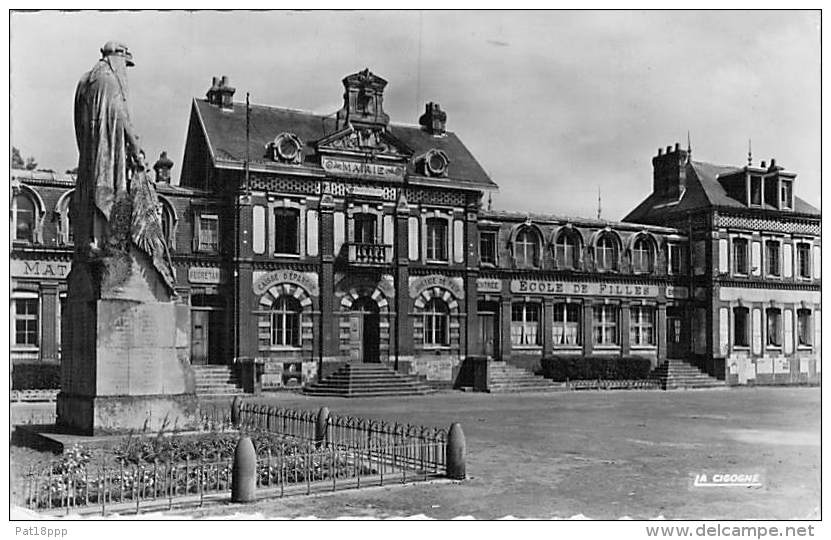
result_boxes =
[510,279,660,298]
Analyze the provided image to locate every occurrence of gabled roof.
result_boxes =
[190,99,497,190]
[624,159,820,224]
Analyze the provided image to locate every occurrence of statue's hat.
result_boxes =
[101,40,134,67]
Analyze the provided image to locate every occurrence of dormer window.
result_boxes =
[780,181,793,210]
[749,175,763,206]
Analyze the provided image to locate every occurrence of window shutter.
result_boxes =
[383,215,394,246]
[306,210,319,256]
[334,211,345,255]
[718,239,729,274]
[408,216,420,261]
[784,309,794,354]
[192,211,201,251]
[783,244,793,278]
[719,307,729,355]
[751,241,761,276]
[752,308,762,355]
[252,205,266,254]
[453,219,464,263]
[813,246,821,279]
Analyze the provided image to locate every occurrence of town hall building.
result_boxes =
[10,69,821,394]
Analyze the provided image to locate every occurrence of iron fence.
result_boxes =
[22,439,445,516]
[231,402,448,459]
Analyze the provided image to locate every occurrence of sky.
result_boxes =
[10,10,821,220]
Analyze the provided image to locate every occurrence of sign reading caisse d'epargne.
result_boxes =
[510,279,658,298]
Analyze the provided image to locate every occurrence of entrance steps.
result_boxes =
[487,361,565,393]
[650,358,725,390]
[192,365,245,396]
[303,363,435,398]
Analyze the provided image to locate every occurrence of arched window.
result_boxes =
[157,199,176,249]
[555,229,580,270]
[423,298,449,346]
[595,233,619,271]
[515,227,540,268]
[270,296,301,347]
[632,236,653,273]
[11,193,37,243]
[56,191,74,245]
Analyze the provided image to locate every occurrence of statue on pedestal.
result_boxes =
[58,42,194,435]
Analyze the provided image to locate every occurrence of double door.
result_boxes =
[348,298,380,363]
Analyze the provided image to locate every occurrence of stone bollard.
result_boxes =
[446,423,466,480]
[231,396,243,428]
[315,407,329,448]
[231,436,256,503]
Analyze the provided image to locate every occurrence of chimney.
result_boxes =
[419,102,447,136]
[153,151,174,183]
[206,75,236,110]
[651,141,689,199]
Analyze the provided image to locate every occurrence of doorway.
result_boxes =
[191,294,225,365]
[666,307,686,359]
[349,297,380,363]
[477,300,500,359]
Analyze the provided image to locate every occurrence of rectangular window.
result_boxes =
[630,305,655,346]
[353,213,377,244]
[733,238,748,275]
[423,300,449,346]
[797,309,812,347]
[13,297,39,347]
[197,213,219,252]
[274,207,300,255]
[780,181,793,209]
[733,307,749,347]
[668,244,686,275]
[765,241,780,277]
[766,308,782,347]
[593,304,619,346]
[796,243,811,279]
[479,231,497,265]
[552,303,581,346]
[750,175,762,206]
[511,302,540,346]
[426,218,448,261]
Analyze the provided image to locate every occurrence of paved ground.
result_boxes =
[11,386,820,519]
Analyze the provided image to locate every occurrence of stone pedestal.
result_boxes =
[57,247,196,435]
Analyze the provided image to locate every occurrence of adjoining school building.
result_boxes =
[10,69,821,394]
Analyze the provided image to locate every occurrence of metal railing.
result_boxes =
[231,402,448,467]
[22,439,444,516]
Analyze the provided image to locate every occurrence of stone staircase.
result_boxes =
[303,363,435,398]
[192,365,245,396]
[487,361,565,393]
[650,358,725,390]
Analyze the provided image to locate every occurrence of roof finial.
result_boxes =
[597,185,602,220]
[686,130,692,163]
[747,138,752,167]
[487,192,493,211]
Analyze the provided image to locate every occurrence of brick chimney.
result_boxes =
[652,142,688,199]
[206,75,236,110]
[153,151,174,183]
[419,102,447,136]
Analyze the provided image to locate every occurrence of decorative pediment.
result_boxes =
[317,125,411,161]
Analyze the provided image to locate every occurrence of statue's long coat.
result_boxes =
[74,59,176,293]
[74,59,133,223]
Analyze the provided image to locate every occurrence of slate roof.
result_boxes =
[480,209,682,235]
[624,160,820,224]
[192,99,497,190]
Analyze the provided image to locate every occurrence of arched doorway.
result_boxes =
[349,296,380,363]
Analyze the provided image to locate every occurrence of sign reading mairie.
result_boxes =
[409,275,464,299]
[322,158,405,182]
[12,260,70,279]
[511,279,659,298]
[253,269,319,297]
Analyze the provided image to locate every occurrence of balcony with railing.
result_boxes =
[346,242,394,265]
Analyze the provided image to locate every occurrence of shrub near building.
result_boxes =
[540,356,653,381]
